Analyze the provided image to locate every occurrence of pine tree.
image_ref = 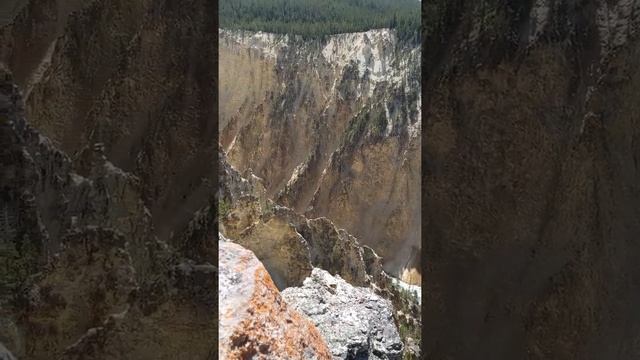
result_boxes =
[219,0,420,44]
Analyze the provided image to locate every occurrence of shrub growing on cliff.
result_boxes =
[344,110,369,147]
[218,199,231,219]
[0,237,40,302]
[371,107,388,138]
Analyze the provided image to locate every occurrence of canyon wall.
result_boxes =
[219,29,421,280]
[424,0,640,358]
[0,1,218,358]
[0,64,217,359]
[1,0,217,243]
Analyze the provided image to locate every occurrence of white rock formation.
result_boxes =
[282,268,403,360]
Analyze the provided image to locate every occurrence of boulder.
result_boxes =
[282,268,403,360]
[219,239,332,360]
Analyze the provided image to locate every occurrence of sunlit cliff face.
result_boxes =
[219,29,421,284]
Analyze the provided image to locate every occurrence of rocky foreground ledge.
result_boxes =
[219,233,405,360]
[218,236,332,359]
[282,268,403,360]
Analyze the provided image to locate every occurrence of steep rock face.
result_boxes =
[282,268,403,360]
[0,66,216,359]
[424,0,640,358]
[219,148,423,353]
[58,258,217,360]
[219,151,383,289]
[219,152,422,351]
[50,226,217,360]
[0,64,159,293]
[1,0,216,243]
[219,238,332,360]
[219,29,421,280]
[297,217,372,287]
[18,228,134,358]
[225,204,314,289]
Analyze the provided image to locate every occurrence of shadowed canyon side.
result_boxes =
[219,29,421,282]
[1,0,217,243]
[424,0,640,358]
[0,0,88,92]
[0,0,218,358]
[0,65,216,359]
[0,1,29,26]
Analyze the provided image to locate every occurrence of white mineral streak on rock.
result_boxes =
[286,161,308,189]
[221,28,411,84]
[219,29,290,60]
[384,102,393,135]
[410,89,422,139]
[321,29,401,84]
[219,28,420,142]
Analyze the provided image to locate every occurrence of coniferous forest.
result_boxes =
[219,0,421,43]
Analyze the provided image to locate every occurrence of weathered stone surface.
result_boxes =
[282,268,403,360]
[219,149,262,204]
[17,227,137,358]
[0,63,162,293]
[58,259,217,360]
[219,238,332,360]
[170,202,216,264]
[1,0,219,357]
[231,214,313,289]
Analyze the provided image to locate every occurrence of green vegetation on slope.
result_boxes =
[219,0,420,43]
